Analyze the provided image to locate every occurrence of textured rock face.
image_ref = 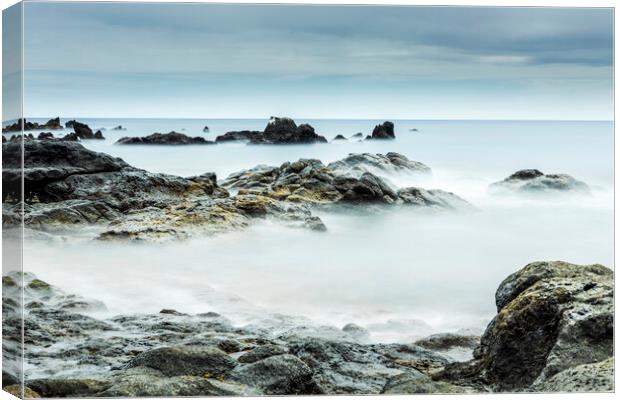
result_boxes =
[125,346,238,377]
[116,132,214,145]
[437,261,613,392]
[490,169,590,194]
[370,121,395,139]
[327,152,431,179]
[215,130,262,143]
[64,120,104,140]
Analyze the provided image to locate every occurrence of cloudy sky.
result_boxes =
[12,3,615,120]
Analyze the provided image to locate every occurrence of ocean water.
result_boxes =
[8,118,615,342]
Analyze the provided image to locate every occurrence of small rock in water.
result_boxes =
[490,169,590,194]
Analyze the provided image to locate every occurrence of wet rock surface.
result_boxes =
[490,169,590,194]
[116,132,214,145]
[435,261,613,392]
[3,140,469,241]
[2,259,612,396]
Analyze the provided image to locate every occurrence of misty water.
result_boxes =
[13,118,614,343]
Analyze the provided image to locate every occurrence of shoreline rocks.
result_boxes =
[2,260,611,396]
[216,117,327,145]
[116,132,214,145]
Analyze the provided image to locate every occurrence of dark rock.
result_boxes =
[116,132,213,145]
[370,121,395,140]
[333,135,347,141]
[442,261,613,392]
[215,130,262,143]
[26,378,111,397]
[111,125,125,131]
[93,130,105,140]
[415,333,479,351]
[124,346,237,377]
[228,354,322,394]
[203,126,209,132]
[37,132,55,140]
[351,132,363,139]
[238,345,287,363]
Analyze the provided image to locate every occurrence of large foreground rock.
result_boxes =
[490,169,590,194]
[436,261,613,392]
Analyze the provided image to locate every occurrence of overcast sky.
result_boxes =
[13,3,614,120]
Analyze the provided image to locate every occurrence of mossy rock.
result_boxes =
[2,276,16,287]
[27,279,51,290]
[3,385,41,398]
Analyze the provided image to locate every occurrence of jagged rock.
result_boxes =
[238,345,287,363]
[124,346,237,377]
[490,169,590,194]
[228,354,322,394]
[438,261,613,392]
[116,132,214,145]
[64,120,104,140]
[215,118,327,144]
[370,121,395,139]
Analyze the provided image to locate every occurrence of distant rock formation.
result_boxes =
[2,117,63,133]
[116,132,214,145]
[490,169,590,194]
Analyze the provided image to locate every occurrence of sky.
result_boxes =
[4,2,615,120]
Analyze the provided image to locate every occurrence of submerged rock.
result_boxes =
[116,132,214,145]
[490,169,590,194]
[333,134,347,141]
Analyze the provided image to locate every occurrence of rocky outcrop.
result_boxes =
[112,125,126,131]
[64,120,105,140]
[370,121,395,140]
[203,126,210,132]
[490,169,590,194]
[436,261,613,392]
[333,135,347,141]
[222,154,466,209]
[327,152,430,179]
[116,132,214,145]
[2,117,63,133]
[215,117,327,144]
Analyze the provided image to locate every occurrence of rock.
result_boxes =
[342,323,370,341]
[26,378,111,397]
[215,130,262,143]
[116,132,214,145]
[382,371,465,394]
[531,358,614,393]
[490,169,590,194]
[67,120,101,140]
[370,121,395,139]
[124,346,237,377]
[327,152,431,179]
[203,126,209,132]
[215,118,327,144]
[2,371,19,387]
[442,261,613,392]
[37,132,55,140]
[228,354,321,394]
[333,135,347,141]
[397,188,472,210]
[415,333,479,351]
[93,130,105,139]
[112,125,125,131]
[3,117,63,133]
[351,132,363,138]
[238,345,287,363]
[3,385,41,398]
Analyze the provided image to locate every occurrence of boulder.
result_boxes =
[327,152,430,179]
[370,121,395,139]
[238,345,288,363]
[111,125,125,131]
[531,358,613,393]
[382,371,465,394]
[438,261,613,392]
[124,346,237,377]
[116,132,214,145]
[333,135,347,141]
[203,126,210,132]
[228,354,321,394]
[490,169,590,194]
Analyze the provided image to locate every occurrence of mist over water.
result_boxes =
[16,118,614,343]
